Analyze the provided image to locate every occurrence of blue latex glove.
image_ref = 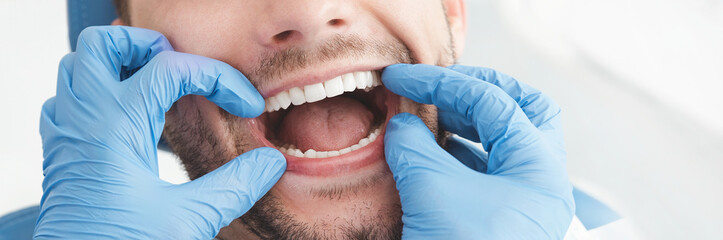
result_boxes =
[382,64,575,239]
[37,26,286,239]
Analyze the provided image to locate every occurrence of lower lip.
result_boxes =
[249,89,399,177]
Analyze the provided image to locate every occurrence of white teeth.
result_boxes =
[369,132,377,142]
[327,150,340,157]
[265,100,273,112]
[365,72,374,88]
[265,71,382,113]
[324,76,344,98]
[269,96,281,111]
[304,149,317,158]
[350,144,362,151]
[289,87,306,106]
[276,91,292,109]
[304,83,326,103]
[278,126,383,158]
[291,148,304,157]
[342,73,357,92]
[371,72,381,87]
[354,72,368,89]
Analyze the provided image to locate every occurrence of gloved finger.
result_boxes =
[39,97,58,152]
[440,108,565,161]
[174,147,286,238]
[381,111,490,174]
[384,113,479,237]
[447,65,565,150]
[440,107,565,165]
[52,53,78,125]
[384,113,466,189]
[382,64,564,187]
[71,26,173,98]
[39,53,74,168]
[382,64,539,150]
[129,51,265,118]
[447,65,561,129]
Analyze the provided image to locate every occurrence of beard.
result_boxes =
[239,178,403,240]
[163,30,453,239]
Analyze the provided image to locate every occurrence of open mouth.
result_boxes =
[249,70,399,176]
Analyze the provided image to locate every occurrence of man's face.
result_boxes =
[122,0,466,239]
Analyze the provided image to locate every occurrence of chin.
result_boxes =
[234,162,403,239]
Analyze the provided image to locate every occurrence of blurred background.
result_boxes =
[1,0,721,239]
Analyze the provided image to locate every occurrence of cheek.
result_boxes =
[134,3,258,68]
[372,0,452,65]
[398,97,439,137]
[418,104,439,138]
[162,96,240,178]
[188,96,244,156]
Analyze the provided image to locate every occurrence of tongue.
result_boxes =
[278,96,374,152]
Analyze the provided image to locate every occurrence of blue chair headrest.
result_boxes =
[67,0,117,51]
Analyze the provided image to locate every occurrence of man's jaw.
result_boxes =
[248,68,400,177]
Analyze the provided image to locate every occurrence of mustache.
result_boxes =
[249,34,414,83]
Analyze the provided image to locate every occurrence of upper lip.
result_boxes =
[257,63,391,98]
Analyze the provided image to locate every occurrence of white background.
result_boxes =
[1,0,722,239]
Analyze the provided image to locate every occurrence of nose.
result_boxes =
[255,0,351,47]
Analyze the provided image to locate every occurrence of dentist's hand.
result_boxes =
[382,64,574,239]
[37,26,285,239]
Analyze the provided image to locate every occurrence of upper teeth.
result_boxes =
[265,71,381,112]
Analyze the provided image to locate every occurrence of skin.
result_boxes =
[116,0,467,239]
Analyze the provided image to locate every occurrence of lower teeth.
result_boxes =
[278,125,382,158]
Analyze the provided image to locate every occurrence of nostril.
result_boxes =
[271,19,346,44]
[327,19,344,26]
[273,30,294,42]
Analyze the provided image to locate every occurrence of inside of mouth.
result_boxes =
[260,87,388,156]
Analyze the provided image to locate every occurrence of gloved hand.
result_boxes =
[382,64,575,239]
[37,26,286,239]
